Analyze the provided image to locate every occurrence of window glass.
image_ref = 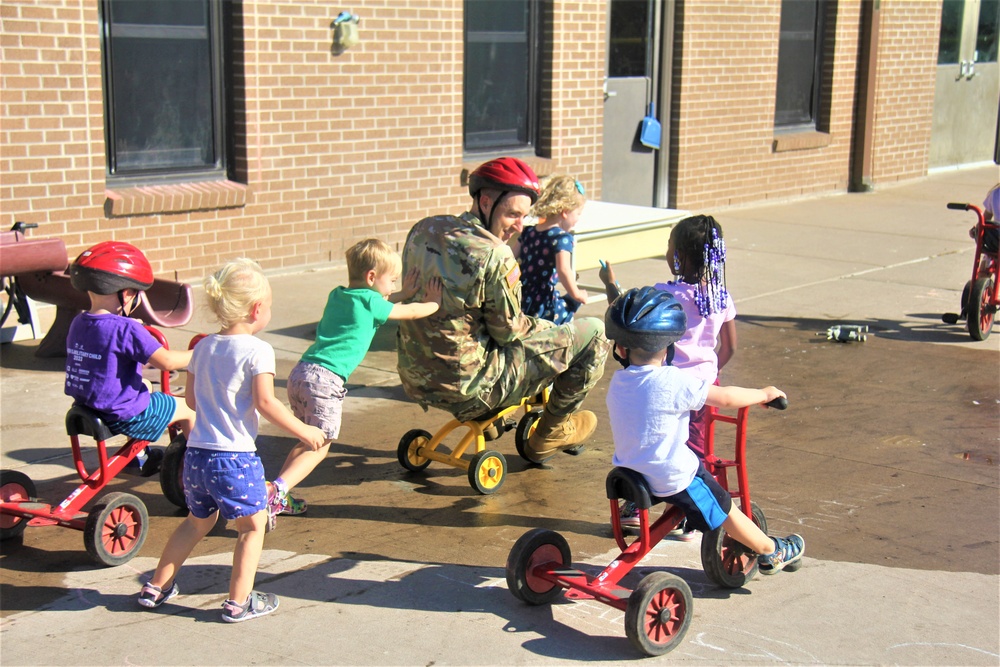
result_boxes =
[103,0,225,178]
[608,0,652,78]
[938,0,964,64]
[976,0,999,62]
[464,0,537,151]
[774,0,824,128]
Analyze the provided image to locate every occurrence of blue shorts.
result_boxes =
[106,392,176,442]
[182,448,268,521]
[658,464,732,533]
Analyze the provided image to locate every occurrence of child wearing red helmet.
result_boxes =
[64,241,195,473]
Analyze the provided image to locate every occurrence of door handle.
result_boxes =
[603,81,618,100]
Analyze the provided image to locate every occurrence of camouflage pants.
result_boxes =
[450,316,611,422]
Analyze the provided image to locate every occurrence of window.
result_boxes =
[100,0,230,182]
[608,0,654,78]
[940,0,999,65]
[463,0,542,152]
[774,0,827,129]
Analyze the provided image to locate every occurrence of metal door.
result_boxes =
[930,0,999,168]
[602,0,660,206]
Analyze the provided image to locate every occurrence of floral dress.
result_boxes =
[518,225,582,324]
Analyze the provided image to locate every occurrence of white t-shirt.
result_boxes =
[187,333,276,452]
[654,281,735,383]
[607,364,710,497]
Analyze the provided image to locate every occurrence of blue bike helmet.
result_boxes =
[605,287,687,365]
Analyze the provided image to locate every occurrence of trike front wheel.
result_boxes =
[701,501,767,589]
[968,275,996,341]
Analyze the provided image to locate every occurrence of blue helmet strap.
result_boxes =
[665,343,675,365]
[613,346,630,369]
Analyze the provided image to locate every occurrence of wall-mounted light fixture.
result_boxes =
[331,11,360,55]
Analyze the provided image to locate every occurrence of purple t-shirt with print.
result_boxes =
[64,313,162,422]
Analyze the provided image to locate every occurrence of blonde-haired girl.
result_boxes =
[516,175,589,323]
[138,258,325,623]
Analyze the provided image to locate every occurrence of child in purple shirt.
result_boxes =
[64,242,194,473]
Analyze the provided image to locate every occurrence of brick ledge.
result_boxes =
[105,180,248,217]
[772,131,833,153]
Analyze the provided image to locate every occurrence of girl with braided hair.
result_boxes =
[600,215,736,537]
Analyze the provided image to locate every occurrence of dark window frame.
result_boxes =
[463,0,543,154]
[99,0,232,184]
[774,0,827,131]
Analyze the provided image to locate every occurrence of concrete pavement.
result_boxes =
[1,165,998,665]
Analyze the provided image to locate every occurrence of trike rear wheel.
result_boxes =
[701,501,767,589]
[84,492,148,567]
[0,470,36,540]
[397,429,433,472]
[506,528,570,605]
[625,571,693,656]
[468,450,505,494]
[968,275,995,341]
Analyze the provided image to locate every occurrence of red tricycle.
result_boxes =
[505,397,791,657]
[0,326,189,567]
[941,202,999,341]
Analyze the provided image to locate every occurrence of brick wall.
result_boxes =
[869,0,941,184]
[668,0,941,212]
[1,0,608,283]
[0,0,947,284]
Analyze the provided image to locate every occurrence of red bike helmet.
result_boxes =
[468,157,540,204]
[70,241,154,295]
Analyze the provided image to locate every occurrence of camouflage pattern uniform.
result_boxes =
[397,211,610,422]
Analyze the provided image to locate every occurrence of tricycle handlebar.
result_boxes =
[765,397,788,410]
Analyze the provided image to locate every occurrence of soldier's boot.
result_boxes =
[525,410,598,464]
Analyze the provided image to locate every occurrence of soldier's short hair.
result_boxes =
[346,238,401,282]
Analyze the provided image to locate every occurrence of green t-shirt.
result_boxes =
[300,287,395,381]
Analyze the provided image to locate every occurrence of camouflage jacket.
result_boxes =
[397,212,548,410]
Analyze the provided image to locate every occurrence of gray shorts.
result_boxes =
[287,362,346,440]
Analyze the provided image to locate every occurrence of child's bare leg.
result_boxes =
[148,512,218,589]
[721,504,775,555]
[169,396,195,437]
[276,441,331,490]
[229,510,267,603]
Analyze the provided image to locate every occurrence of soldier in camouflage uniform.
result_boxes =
[397,157,611,463]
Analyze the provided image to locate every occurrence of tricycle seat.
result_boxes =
[65,405,113,442]
[605,467,654,510]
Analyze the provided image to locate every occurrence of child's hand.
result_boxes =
[302,425,328,451]
[598,261,616,287]
[400,267,421,300]
[761,386,786,406]
[425,276,443,305]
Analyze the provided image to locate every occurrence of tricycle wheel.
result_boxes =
[397,429,433,472]
[468,450,505,494]
[701,501,767,589]
[625,571,693,656]
[967,275,995,341]
[159,434,187,509]
[0,470,36,540]
[506,528,570,605]
[84,492,148,567]
[514,411,541,462]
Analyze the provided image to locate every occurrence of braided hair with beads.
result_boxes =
[669,214,729,318]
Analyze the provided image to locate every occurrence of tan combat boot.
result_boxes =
[525,410,598,463]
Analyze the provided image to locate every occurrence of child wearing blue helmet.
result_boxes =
[604,287,804,575]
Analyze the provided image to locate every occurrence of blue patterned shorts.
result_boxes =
[182,448,267,520]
